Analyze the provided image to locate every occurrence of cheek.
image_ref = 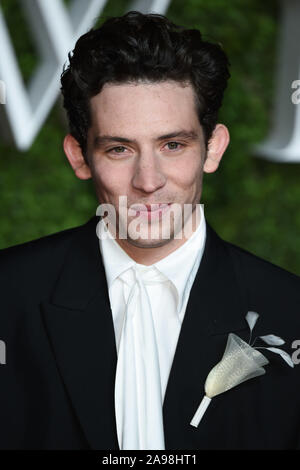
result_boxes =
[91,160,131,198]
[166,155,202,188]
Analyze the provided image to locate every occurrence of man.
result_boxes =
[0,11,300,450]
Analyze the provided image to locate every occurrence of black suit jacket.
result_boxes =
[0,215,300,450]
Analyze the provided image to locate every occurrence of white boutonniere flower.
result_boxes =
[190,311,294,428]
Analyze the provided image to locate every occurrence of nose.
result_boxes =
[132,149,166,193]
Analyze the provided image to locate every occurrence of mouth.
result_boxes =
[130,203,172,219]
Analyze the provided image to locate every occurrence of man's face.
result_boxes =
[86,80,207,248]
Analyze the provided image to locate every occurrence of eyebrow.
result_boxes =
[93,130,199,148]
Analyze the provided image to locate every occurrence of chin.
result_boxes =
[126,235,175,249]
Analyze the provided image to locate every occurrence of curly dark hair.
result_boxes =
[60,11,230,162]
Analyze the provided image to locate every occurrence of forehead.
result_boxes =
[89,81,200,135]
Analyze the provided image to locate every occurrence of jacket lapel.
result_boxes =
[41,215,249,450]
[162,224,249,449]
[41,215,120,450]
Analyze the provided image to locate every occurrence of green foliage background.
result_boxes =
[1,0,300,275]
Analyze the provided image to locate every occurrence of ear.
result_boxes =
[63,134,92,180]
[203,124,230,173]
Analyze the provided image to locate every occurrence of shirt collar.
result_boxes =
[98,204,206,314]
[98,220,135,289]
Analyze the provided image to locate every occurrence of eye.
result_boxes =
[106,146,128,155]
[164,141,184,151]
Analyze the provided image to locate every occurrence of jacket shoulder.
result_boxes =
[224,239,300,286]
[0,215,97,283]
[221,237,300,335]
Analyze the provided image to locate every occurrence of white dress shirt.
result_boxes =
[98,204,206,447]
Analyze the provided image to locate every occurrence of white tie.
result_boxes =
[114,265,166,450]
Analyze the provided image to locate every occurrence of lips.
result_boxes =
[131,203,171,212]
[129,203,172,221]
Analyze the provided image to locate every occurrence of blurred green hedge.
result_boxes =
[1,0,300,275]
